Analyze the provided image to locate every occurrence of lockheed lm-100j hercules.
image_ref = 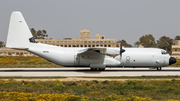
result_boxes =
[6,11,176,71]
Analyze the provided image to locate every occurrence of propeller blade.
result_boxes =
[120,43,125,60]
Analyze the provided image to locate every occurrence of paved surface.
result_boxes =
[0,67,180,77]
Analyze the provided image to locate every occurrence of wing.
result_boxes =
[78,47,120,57]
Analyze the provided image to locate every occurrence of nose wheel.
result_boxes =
[156,67,162,71]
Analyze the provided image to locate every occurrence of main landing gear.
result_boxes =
[90,68,105,71]
[156,67,162,71]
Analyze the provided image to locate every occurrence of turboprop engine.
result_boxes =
[99,48,120,57]
[99,44,125,58]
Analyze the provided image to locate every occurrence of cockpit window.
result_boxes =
[161,50,168,55]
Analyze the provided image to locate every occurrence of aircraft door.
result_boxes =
[74,55,80,66]
[163,57,166,66]
[126,56,130,63]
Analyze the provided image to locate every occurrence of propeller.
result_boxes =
[120,43,125,60]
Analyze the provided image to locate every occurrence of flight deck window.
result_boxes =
[161,50,168,55]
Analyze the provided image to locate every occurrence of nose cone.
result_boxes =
[169,57,176,65]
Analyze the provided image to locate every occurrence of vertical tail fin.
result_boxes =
[6,11,33,49]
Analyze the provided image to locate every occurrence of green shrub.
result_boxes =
[92,80,98,84]
[102,80,109,84]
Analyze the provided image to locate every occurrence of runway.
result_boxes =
[0,67,180,77]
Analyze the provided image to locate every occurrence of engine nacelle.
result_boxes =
[100,48,119,57]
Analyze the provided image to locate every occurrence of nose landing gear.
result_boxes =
[156,67,162,71]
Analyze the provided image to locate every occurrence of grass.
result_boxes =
[0,79,180,100]
[0,56,62,68]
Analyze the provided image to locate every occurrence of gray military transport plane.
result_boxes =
[6,11,176,71]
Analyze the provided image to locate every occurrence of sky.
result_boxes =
[0,0,180,45]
